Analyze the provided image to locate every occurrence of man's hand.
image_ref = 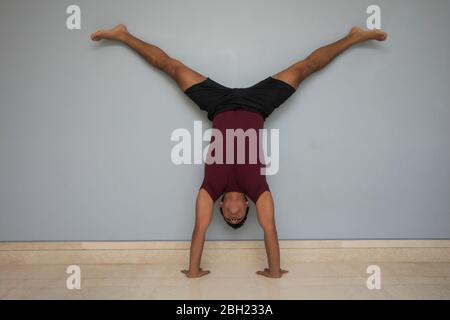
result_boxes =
[183,189,213,279]
[255,192,286,279]
[181,268,211,278]
[256,268,288,278]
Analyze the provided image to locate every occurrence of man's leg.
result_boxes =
[272,27,387,90]
[91,24,207,92]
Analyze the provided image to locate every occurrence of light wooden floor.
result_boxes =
[1,241,449,300]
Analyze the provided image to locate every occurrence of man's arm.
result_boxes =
[255,191,288,278]
[181,189,214,278]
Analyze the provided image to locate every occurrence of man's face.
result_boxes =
[220,193,248,225]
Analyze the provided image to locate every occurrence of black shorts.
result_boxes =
[184,76,296,121]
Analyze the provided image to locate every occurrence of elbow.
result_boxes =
[194,222,210,234]
[259,221,277,234]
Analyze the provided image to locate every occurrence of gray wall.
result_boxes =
[1,0,449,241]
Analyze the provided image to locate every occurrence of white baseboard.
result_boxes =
[1,240,450,250]
[1,240,449,265]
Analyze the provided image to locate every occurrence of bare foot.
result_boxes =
[91,24,128,42]
[349,27,388,42]
[256,268,289,278]
[181,268,211,278]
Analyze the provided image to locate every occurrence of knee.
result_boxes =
[293,58,319,81]
[160,58,184,77]
[303,58,319,73]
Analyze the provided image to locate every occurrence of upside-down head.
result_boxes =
[220,192,249,229]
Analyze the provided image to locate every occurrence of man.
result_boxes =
[91,24,387,278]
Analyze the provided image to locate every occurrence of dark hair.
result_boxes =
[219,195,249,229]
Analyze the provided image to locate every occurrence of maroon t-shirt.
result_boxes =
[201,109,270,203]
